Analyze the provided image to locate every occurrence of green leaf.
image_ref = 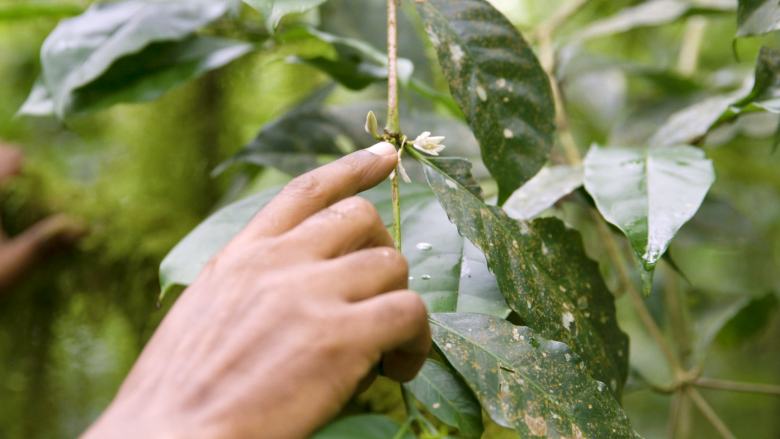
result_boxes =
[159,187,282,298]
[574,0,735,42]
[284,27,413,90]
[649,46,780,147]
[0,3,83,20]
[17,77,54,117]
[407,360,484,439]
[399,197,510,316]
[219,101,486,179]
[737,0,780,37]
[36,0,234,118]
[430,313,642,439]
[214,89,376,177]
[310,415,416,439]
[416,152,630,400]
[582,144,716,296]
[716,292,779,346]
[503,165,584,220]
[320,0,432,83]
[414,0,555,204]
[647,90,747,147]
[67,36,253,117]
[161,179,509,317]
[243,0,327,32]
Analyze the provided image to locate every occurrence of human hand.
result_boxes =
[81,142,431,439]
[0,145,23,185]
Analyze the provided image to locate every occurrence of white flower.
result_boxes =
[412,131,446,156]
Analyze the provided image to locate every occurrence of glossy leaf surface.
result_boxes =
[649,46,780,146]
[320,0,433,85]
[38,0,232,118]
[503,165,584,220]
[431,313,641,438]
[418,153,629,400]
[283,27,413,90]
[407,360,483,439]
[310,415,415,439]
[415,0,555,204]
[17,77,54,117]
[583,144,716,295]
[737,0,780,37]
[214,89,373,177]
[220,101,487,179]
[244,0,327,31]
[575,0,735,41]
[70,36,252,117]
[159,187,281,298]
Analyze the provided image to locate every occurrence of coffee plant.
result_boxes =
[17,0,780,438]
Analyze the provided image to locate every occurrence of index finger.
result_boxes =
[243,142,398,238]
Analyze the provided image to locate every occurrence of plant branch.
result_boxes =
[695,377,780,396]
[530,0,589,43]
[668,391,683,439]
[677,16,707,77]
[687,388,737,439]
[663,265,692,365]
[386,0,401,135]
[391,172,402,251]
[537,15,583,165]
[589,209,684,375]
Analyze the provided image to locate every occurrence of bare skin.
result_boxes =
[0,145,85,296]
[80,142,431,439]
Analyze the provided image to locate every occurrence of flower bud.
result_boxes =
[365,111,379,139]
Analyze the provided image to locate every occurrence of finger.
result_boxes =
[282,197,394,260]
[355,369,378,394]
[243,142,397,238]
[350,290,431,383]
[308,247,408,301]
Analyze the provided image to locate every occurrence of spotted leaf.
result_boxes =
[414,0,555,204]
[407,360,484,439]
[414,151,630,401]
[430,313,642,439]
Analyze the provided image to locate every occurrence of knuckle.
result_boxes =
[387,291,428,323]
[383,249,409,274]
[334,196,378,219]
[284,173,327,202]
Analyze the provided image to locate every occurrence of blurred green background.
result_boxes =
[0,0,778,438]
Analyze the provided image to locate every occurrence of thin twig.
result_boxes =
[663,265,692,364]
[385,0,401,135]
[695,377,780,396]
[590,209,683,375]
[668,391,683,439]
[676,16,707,77]
[537,17,582,165]
[687,388,737,439]
[530,0,589,42]
[391,173,402,251]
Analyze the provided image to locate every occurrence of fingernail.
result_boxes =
[365,142,396,156]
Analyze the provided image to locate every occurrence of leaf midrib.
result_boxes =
[416,366,476,428]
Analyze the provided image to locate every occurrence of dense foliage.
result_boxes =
[2,0,780,438]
